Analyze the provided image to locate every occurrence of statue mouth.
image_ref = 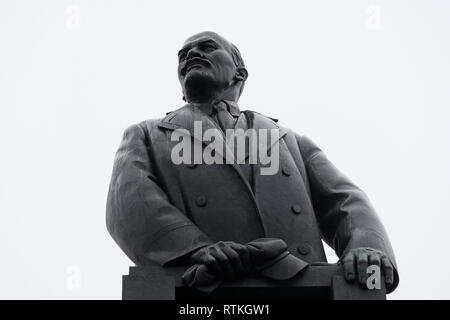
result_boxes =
[182,58,211,75]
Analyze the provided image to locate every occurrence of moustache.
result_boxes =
[181,57,211,76]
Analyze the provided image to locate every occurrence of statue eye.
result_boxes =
[201,44,216,52]
[178,51,187,62]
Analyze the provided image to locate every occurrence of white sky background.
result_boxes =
[0,0,449,299]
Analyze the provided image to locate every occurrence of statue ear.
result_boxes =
[234,67,248,82]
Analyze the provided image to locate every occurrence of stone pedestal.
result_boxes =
[122,264,386,300]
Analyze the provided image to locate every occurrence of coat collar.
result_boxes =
[158,104,287,162]
[158,104,287,227]
[192,99,241,118]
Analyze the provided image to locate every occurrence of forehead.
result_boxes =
[181,33,230,51]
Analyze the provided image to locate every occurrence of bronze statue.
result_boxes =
[106,31,399,295]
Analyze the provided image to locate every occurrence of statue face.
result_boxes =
[178,32,237,101]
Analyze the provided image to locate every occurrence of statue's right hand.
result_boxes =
[189,241,252,281]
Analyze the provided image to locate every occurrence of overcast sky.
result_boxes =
[1,0,449,299]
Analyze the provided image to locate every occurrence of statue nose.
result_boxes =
[186,47,203,60]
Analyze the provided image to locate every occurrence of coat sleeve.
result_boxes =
[297,135,399,293]
[106,123,213,266]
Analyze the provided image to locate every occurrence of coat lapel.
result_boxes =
[159,104,235,162]
[157,104,289,237]
[158,104,263,231]
[239,111,288,163]
[158,105,287,164]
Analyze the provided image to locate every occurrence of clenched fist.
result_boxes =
[189,241,253,281]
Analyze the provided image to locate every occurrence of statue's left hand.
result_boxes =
[339,247,394,287]
[188,241,253,281]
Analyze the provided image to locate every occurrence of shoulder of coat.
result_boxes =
[245,111,303,142]
[160,104,193,123]
[164,104,190,117]
[137,104,191,133]
[138,105,189,126]
[245,110,279,123]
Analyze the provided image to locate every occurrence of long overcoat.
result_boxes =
[106,104,399,292]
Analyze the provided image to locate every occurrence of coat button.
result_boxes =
[297,244,311,255]
[291,204,302,214]
[282,167,291,176]
[195,195,207,207]
[187,163,197,168]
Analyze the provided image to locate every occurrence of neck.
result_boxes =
[187,91,239,105]
[185,80,240,104]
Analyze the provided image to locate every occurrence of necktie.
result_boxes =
[213,101,236,132]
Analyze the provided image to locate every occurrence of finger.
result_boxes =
[221,245,245,277]
[230,243,252,273]
[381,256,394,285]
[190,248,207,264]
[356,252,369,285]
[340,252,355,282]
[202,253,222,276]
[368,254,381,267]
[209,246,234,280]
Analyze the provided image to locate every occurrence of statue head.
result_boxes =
[177,31,248,104]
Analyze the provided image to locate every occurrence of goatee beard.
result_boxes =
[184,75,222,103]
